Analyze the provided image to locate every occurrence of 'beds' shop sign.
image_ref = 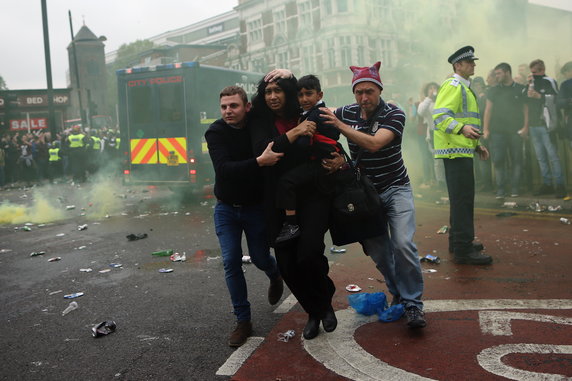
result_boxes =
[10,118,48,131]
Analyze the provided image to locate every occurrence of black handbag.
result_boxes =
[332,148,381,219]
[329,106,386,246]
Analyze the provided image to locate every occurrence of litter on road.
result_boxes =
[64,292,84,299]
[92,321,117,338]
[277,330,296,342]
[126,233,148,241]
[420,254,441,264]
[437,225,448,234]
[62,301,78,316]
[346,284,362,292]
[170,253,186,262]
[152,249,174,256]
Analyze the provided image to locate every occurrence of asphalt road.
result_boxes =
[2,180,571,381]
[0,182,285,381]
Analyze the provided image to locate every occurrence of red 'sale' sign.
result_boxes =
[9,118,48,131]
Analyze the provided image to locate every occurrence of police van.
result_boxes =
[116,62,261,193]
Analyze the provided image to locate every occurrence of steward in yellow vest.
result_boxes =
[48,147,61,161]
[48,142,63,182]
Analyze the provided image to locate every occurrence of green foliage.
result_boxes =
[0,75,7,90]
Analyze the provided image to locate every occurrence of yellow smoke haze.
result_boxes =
[0,194,65,225]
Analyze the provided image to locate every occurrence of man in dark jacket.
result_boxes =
[527,59,566,198]
[205,85,284,348]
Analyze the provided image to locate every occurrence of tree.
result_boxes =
[104,39,155,118]
[0,75,7,90]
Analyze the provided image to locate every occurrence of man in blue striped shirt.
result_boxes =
[321,62,425,328]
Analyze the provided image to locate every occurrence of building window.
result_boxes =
[339,36,351,67]
[298,1,312,27]
[381,39,393,68]
[302,45,314,73]
[323,0,332,15]
[247,18,263,42]
[356,36,365,64]
[274,9,286,35]
[276,51,288,70]
[252,58,265,73]
[336,0,348,13]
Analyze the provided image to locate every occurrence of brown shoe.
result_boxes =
[228,321,252,347]
[268,276,284,305]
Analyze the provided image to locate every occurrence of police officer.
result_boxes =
[66,125,89,183]
[89,130,102,174]
[433,46,493,265]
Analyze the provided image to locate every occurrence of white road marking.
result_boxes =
[477,344,572,381]
[304,308,434,381]
[479,311,572,336]
[304,300,572,381]
[274,293,298,314]
[216,336,264,376]
[425,299,572,312]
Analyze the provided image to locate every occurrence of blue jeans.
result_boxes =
[490,132,523,196]
[529,126,564,186]
[361,185,424,309]
[214,202,280,322]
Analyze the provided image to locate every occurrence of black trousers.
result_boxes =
[274,193,335,317]
[276,160,326,211]
[443,158,475,255]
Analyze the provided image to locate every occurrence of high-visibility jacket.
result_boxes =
[115,137,121,149]
[68,133,85,148]
[91,136,101,150]
[432,76,481,159]
[49,148,61,162]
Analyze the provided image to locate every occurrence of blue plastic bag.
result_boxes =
[348,292,387,316]
[378,304,404,322]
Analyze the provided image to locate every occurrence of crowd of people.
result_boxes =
[0,126,122,188]
[204,47,572,350]
[409,58,572,199]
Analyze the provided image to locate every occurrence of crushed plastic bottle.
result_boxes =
[66,205,76,210]
[62,301,79,316]
[330,246,347,254]
[277,330,296,342]
[77,224,88,231]
[420,254,441,264]
[158,268,174,273]
[30,251,46,257]
[560,218,571,225]
[48,257,62,262]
